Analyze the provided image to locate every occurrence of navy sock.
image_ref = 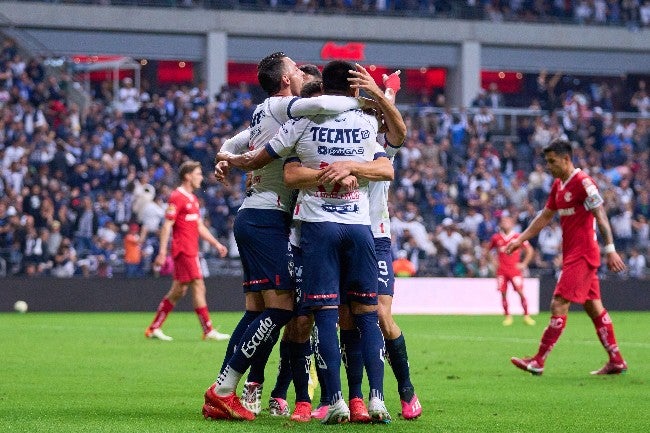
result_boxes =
[221,310,260,373]
[311,326,329,406]
[291,341,312,403]
[246,326,279,385]
[354,311,385,401]
[227,308,293,378]
[270,340,292,399]
[314,308,342,405]
[340,328,364,400]
[386,333,415,401]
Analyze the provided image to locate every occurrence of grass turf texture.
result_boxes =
[1,312,648,433]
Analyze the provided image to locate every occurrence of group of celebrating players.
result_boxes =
[143,51,629,424]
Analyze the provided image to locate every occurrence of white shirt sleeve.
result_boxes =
[288,95,361,119]
[221,129,250,154]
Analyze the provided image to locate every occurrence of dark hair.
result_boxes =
[299,64,322,79]
[543,138,573,157]
[257,52,287,96]
[300,80,323,98]
[322,60,355,95]
[179,160,201,182]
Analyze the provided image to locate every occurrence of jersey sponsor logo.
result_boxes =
[314,190,360,200]
[184,213,199,221]
[310,126,369,144]
[321,203,359,214]
[564,191,572,202]
[241,316,275,358]
[558,207,575,216]
[317,145,365,156]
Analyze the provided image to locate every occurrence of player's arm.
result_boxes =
[218,145,276,171]
[519,242,534,269]
[591,205,626,272]
[505,208,555,254]
[284,160,358,191]
[198,218,228,258]
[318,154,394,185]
[214,129,250,182]
[288,95,364,119]
[154,218,173,267]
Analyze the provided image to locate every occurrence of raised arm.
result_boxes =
[288,95,364,118]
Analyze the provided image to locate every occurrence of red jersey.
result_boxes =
[488,232,529,276]
[165,187,200,258]
[545,169,601,267]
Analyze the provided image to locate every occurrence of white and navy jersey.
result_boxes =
[221,95,362,213]
[368,134,401,239]
[268,108,386,225]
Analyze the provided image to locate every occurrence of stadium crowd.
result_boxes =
[0,39,647,279]
[27,0,650,30]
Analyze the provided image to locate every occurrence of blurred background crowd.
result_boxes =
[0,33,647,279]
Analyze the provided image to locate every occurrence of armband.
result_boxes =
[603,244,616,254]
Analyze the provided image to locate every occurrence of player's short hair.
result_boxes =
[543,138,572,157]
[179,160,201,182]
[257,51,287,96]
[299,64,322,80]
[322,60,355,95]
[300,80,323,98]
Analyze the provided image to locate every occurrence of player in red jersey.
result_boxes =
[145,160,230,342]
[506,139,627,376]
[486,215,535,326]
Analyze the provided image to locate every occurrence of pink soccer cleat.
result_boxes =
[590,361,628,375]
[400,394,422,420]
[511,356,544,376]
[290,401,312,422]
[349,397,371,423]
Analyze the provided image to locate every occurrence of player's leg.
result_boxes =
[190,278,230,340]
[584,296,627,374]
[512,275,535,325]
[220,292,263,373]
[145,279,187,341]
[268,327,292,417]
[288,314,315,422]
[311,324,330,419]
[339,304,369,423]
[498,275,512,325]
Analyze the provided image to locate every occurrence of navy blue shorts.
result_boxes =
[300,221,378,308]
[234,208,292,292]
[374,237,395,296]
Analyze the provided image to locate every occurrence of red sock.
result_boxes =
[592,310,624,364]
[520,296,529,316]
[195,306,213,335]
[149,297,174,330]
[534,315,567,364]
[502,297,509,316]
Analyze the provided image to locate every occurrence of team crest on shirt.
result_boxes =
[165,203,176,215]
[564,192,572,202]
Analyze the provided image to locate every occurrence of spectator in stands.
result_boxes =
[393,249,417,277]
[627,248,647,278]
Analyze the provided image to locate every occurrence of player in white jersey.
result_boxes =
[203,53,367,422]
[219,60,394,424]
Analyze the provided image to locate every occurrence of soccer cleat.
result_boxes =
[290,401,312,422]
[203,329,230,341]
[145,328,173,341]
[523,315,536,326]
[311,404,329,420]
[368,397,391,423]
[502,315,513,326]
[400,394,422,420]
[202,403,228,420]
[349,397,371,423]
[511,356,544,376]
[240,381,263,415]
[268,397,290,417]
[590,361,628,375]
[204,384,255,421]
[321,399,350,424]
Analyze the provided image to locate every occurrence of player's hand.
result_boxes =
[382,70,401,93]
[605,251,626,273]
[215,243,228,258]
[348,64,383,100]
[339,175,358,191]
[214,160,230,184]
[505,240,521,254]
[153,253,166,268]
[318,161,353,185]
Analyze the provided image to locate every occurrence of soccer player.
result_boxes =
[219,60,394,424]
[506,138,628,376]
[203,53,368,422]
[346,64,423,420]
[144,160,229,342]
[486,215,535,326]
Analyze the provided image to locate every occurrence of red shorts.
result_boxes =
[173,254,202,283]
[554,259,600,304]
[496,273,523,293]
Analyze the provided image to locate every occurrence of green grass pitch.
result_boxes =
[1,311,648,433]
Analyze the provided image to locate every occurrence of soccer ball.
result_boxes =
[13,300,28,313]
